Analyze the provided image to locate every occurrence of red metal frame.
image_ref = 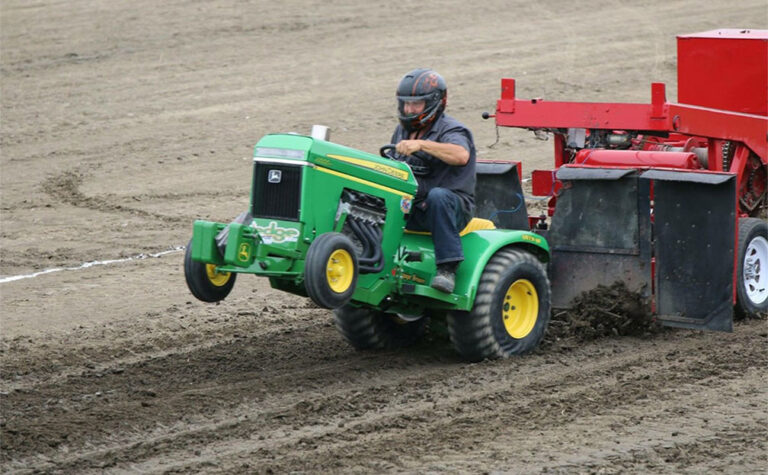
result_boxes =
[495,79,767,161]
[493,79,767,216]
[491,72,767,308]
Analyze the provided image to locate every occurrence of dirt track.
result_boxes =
[1,0,767,472]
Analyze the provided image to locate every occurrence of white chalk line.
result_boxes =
[0,247,185,284]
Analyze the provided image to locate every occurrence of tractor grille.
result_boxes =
[251,162,302,220]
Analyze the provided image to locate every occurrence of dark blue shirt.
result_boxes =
[390,113,476,215]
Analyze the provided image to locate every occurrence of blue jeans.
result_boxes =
[406,188,471,265]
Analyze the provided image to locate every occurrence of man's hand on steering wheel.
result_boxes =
[395,139,422,156]
[379,144,433,176]
[379,144,434,163]
[379,144,403,161]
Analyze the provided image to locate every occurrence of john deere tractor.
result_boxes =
[184,132,551,361]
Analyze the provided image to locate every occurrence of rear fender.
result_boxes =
[454,229,550,310]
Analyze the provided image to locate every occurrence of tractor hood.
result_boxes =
[254,134,418,196]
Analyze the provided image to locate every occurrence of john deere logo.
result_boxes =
[521,234,542,244]
[238,242,251,262]
[267,170,282,183]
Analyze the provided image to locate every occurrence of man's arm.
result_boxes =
[395,139,470,166]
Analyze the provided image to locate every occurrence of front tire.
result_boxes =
[448,248,551,362]
[736,218,768,317]
[184,239,236,302]
[333,305,428,350]
[304,232,358,309]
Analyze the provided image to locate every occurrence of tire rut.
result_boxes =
[3,319,765,472]
[40,170,188,224]
[205,336,764,474]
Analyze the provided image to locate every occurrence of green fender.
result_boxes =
[453,229,550,310]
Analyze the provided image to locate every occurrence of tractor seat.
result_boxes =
[404,217,496,237]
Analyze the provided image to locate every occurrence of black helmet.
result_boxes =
[396,68,447,132]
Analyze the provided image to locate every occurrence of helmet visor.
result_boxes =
[397,91,443,131]
[399,99,426,117]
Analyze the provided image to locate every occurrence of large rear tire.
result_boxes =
[304,232,358,309]
[736,218,768,317]
[448,248,551,362]
[184,239,236,302]
[333,305,428,350]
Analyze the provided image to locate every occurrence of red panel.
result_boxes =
[677,29,768,116]
[531,169,560,196]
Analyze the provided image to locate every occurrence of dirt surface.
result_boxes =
[2,0,767,472]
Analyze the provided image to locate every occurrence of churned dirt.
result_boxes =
[1,0,767,472]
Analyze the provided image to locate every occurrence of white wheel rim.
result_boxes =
[743,235,768,305]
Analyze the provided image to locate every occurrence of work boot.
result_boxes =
[431,263,457,293]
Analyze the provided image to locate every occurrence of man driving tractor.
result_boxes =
[391,68,477,293]
[185,67,553,359]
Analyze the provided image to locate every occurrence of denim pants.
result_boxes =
[406,187,471,265]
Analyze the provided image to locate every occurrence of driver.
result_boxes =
[391,68,476,293]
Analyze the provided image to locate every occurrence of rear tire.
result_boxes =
[448,248,551,362]
[184,239,236,302]
[333,305,428,350]
[304,233,358,309]
[736,218,768,317]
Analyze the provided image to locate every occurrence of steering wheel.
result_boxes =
[379,144,433,176]
[379,144,400,160]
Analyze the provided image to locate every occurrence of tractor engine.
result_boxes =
[336,190,386,274]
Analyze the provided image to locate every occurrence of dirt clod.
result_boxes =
[544,282,662,347]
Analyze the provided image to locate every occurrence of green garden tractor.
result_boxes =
[184,133,551,361]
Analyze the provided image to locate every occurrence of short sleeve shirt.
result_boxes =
[390,114,476,215]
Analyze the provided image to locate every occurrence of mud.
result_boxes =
[545,282,661,348]
[2,0,767,473]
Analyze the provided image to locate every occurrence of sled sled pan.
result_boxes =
[547,166,737,332]
[547,167,652,310]
[642,169,736,331]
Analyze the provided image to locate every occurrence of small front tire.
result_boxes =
[304,232,359,309]
[184,239,236,302]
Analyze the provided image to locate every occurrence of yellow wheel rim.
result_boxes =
[326,249,354,293]
[205,264,232,287]
[502,279,539,339]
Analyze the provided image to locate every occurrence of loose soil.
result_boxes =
[2,1,767,473]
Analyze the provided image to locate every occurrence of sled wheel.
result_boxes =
[184,239,236,302]
[447,248,551,361]
[333,304,428,350]
[304,232,358,309]
[736,218,768,317]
